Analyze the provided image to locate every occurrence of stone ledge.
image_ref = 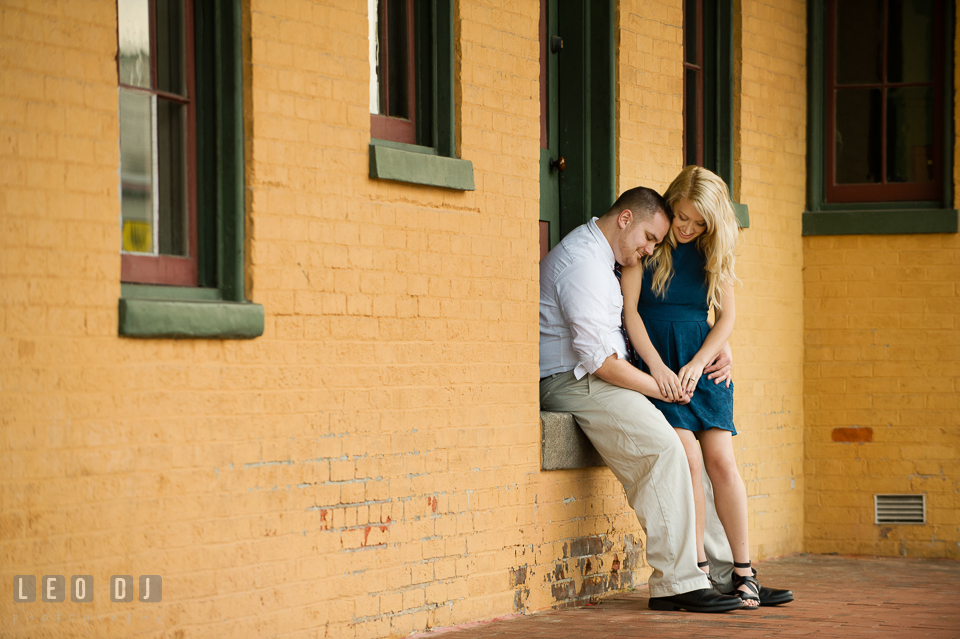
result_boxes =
[540,411,606,470]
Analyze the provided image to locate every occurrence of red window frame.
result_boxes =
[683,0,704,168]
[119,0,198,286]
[825,0,945,203]
[370,0,417,144]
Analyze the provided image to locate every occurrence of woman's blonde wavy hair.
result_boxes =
[647,166,740,310]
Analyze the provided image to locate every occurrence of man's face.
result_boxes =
[614,210,670,266]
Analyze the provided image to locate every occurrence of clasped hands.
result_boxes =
[650,345,733,403]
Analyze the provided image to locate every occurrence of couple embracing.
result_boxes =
[539,166,794,612]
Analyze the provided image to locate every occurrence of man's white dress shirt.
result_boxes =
[539,218,628,380]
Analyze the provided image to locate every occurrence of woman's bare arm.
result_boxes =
[620,264,684,401]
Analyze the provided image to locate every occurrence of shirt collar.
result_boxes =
[587,217,616,268]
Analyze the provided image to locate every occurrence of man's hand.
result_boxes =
[704,343,733,388]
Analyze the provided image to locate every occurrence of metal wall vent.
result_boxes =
[874,494,925,524]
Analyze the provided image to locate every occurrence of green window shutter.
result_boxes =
[703,0,749,228]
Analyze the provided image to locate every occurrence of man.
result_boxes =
[539,187,743,612]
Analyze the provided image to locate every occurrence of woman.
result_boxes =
[619,166,792,607]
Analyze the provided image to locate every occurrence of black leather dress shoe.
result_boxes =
[648,588,745,613]
[757,584,794,606]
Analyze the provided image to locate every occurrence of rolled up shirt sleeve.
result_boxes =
[555,262,622,379]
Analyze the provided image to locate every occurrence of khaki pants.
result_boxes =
[540,370,733,596]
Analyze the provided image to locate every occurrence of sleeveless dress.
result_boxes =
[634,241,736,434]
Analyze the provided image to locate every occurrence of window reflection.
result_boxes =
[369,0,380,114]
[157,99,188,255]
[888,0,934,83]
[835,89,882,184]
[120,90,155,253]
[887,87,934,183]
[156,0,186,96]
[118,0,151,89]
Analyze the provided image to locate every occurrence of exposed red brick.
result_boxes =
[831,427,873,443]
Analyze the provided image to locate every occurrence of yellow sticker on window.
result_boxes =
[123,220,152,253]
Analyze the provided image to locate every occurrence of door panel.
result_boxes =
[539,0,560,259]
[539,0,615,258]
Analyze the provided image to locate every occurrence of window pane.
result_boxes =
[835,88,882,184]
[684,0,698,65]
[386,0,409,119]
[887,86,934,183]
[835,0,881,84]
[685,68,700,166]
[369,0,380,114]
[120,90,155,253]
[157,99,188,256]
[118,0,151,89]
[156,0,186,96]
[888,0,934,83]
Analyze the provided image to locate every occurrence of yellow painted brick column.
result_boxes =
[801,6,960,559]
[733,0,807,560]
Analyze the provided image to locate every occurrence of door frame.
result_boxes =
[539,0,616,257]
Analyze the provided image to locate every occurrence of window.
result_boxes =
[804,0,956,235]
[367,0,474,190]
[118,0,196,285]
[682,0,749,227]
[370,0,416,144]
[116,0,263,338]
[827,0,944,203]
[683,0,704,168]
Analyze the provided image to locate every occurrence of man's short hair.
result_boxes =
[604,186,673,224]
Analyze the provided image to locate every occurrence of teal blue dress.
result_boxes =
[636,241,736,434]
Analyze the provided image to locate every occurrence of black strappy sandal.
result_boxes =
[731,562,761,608]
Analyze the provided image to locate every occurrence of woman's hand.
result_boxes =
[649,361,684,402]
[677,359,707,395]
[704,343,733,388]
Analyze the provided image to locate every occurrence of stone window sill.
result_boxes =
[803,208,958,236]
[119,285,264,339]
[369,140,474,191]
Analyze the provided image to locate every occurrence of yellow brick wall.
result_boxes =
[0,1,652,636]
[732,0,807,559]
[802,11,960,558]
[0,1,824,638]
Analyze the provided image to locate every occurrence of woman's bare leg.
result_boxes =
[697,428,757,606]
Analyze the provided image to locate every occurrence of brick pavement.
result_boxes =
[411,555,960,638]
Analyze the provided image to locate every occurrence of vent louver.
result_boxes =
[874,494,925,525]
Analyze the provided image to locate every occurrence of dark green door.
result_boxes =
[539,0,560,259]
[539,0,615,258]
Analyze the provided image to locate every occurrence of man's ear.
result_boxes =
[618,209,633,229]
